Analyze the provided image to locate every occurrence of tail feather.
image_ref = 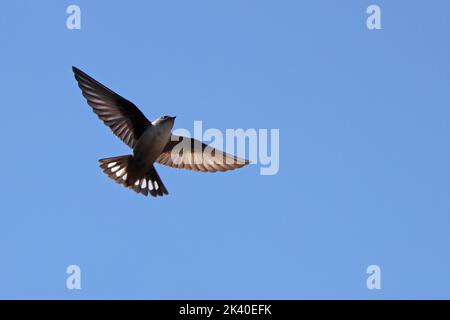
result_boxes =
[99,155,131,186]
[147,166,169,197]
[99,156,169,197]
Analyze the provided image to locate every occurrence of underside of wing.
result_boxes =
[72,67,151,148]
[156,135,250,172]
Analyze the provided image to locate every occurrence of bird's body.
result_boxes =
[72,66,249,197]
[133,118,174,173]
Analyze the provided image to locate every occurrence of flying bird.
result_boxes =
[72,67,249,197]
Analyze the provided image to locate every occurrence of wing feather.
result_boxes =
[156,135,250,172]
[72,67,151,148]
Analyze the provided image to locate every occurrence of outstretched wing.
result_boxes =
[72,67,151,148]
[156,135,250,172]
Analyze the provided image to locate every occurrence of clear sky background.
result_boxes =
[1,0,450,299]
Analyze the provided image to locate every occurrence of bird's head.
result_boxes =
[153,115,176,128]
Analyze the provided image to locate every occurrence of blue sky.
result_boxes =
[1,0,450,299]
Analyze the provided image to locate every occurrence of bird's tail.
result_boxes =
[99,155,169,197]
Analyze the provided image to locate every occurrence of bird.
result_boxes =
[72,67,250,197]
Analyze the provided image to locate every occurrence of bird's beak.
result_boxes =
[170,116,176,120]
